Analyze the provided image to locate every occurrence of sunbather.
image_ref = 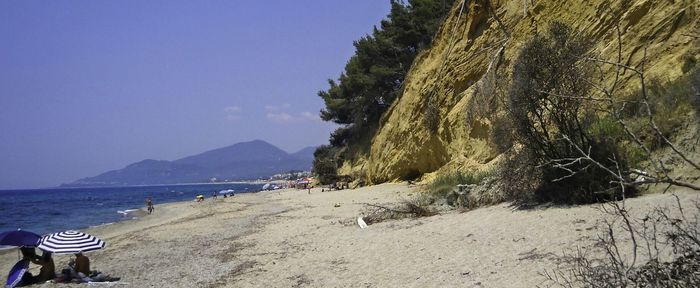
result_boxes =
[74,252,90,276]
[28,251,55,284]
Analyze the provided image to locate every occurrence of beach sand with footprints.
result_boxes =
[1,183,698,287]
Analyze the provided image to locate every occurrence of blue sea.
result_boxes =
[0,183,264,236]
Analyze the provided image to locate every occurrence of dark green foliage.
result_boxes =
[489,114,514,154]
[329,126,354,147]
[508,22,593,160]
[504,22,635,204]
[682,54,697,74]
[312,145,339,184]
[318,0,456,147]
[586,116,645,169]
[692,67,700,116]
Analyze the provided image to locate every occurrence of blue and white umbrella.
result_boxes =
[0,230,41,247]
[37,230,105,254]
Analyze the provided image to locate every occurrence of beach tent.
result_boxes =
[37,230,105,254]
[295,178,311,189]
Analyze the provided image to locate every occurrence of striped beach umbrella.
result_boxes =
[37,230,105,254]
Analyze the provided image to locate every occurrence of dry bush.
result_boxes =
[498,150,542,205]
[489,114,515,154]
[362,196,437,225]
[501,22,636,204]
[544,196,700,287]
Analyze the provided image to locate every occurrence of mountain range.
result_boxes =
[64,140,316,187]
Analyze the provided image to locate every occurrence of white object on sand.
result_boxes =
[357,217,368,229]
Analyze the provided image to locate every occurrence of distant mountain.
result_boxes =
[175,140,290,169]
[289,146,317,161]
[65,140,318,187]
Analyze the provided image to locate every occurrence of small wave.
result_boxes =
[117,209,140,217]
[88,222,115,229]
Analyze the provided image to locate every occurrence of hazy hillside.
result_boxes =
[66,140,317,187]
[289,146,317,162]
[175,140,291,169]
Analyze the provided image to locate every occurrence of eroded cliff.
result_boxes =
[340,0,700,184]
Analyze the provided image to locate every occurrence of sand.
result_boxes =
[1,183,698,287]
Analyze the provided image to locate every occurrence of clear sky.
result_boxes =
[0,1,392,189]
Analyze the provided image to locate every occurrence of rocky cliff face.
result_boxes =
[341,0,700,184]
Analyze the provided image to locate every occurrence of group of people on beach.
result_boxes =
[19,248,92,285]
[194,191,235,203]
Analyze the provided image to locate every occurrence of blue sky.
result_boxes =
[0,1,392,189]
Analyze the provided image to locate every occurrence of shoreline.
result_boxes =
[0,185,267,239]
[1,180,274,192]
[1,184,698,287]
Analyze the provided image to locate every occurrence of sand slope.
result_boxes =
[1,184,698,287]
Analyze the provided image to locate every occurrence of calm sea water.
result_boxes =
[0,183,264,236]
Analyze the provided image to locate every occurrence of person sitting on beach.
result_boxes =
[74,252,90,276]
[29,251,55,284]
[20,246,37,260]
[63,253,118,283]
[62,251,92,282]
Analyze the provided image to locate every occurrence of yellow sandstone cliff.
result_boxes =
[339,0,700,184]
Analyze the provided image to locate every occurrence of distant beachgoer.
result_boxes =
[196,195,205,202]
[213,192,218,200]
[145,197,154,214]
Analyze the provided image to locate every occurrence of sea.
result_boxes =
[0,183,265,236]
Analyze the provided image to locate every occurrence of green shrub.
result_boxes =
[504,22,634,204]
[489,114,514,154]
[427,170,492,198]
[682,54,697,74]
[319,0,456,152]
[621,67,698,150]
[586,116,645,170]
[312,145,339,184]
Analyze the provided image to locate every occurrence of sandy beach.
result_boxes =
[1,183,698,287]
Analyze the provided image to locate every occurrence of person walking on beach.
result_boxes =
[145,197,154,214]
